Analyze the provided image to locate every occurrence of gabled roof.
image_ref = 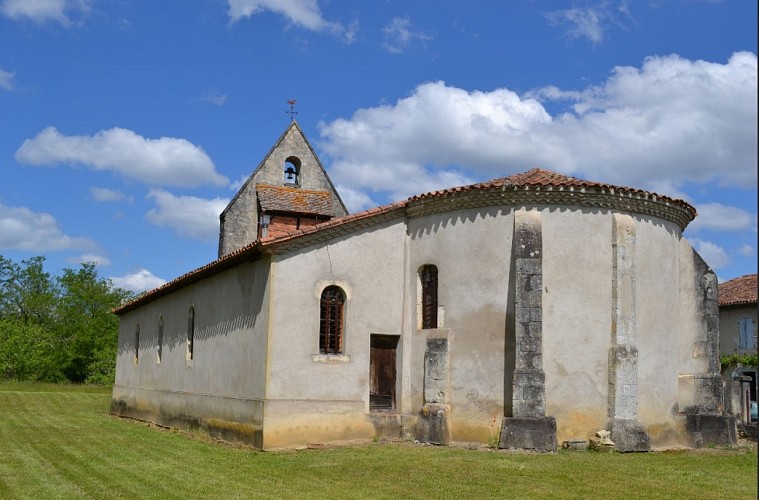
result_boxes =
[256,184,333,216]
[220,120,348,218]
[719,274,758,307]
[115,168,697,315]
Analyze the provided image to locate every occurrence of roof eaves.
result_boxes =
[114,241,269,315]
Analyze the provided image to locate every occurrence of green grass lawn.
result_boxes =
[0,384,755,499]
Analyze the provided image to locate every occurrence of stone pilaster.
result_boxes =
[608,213,649,452]
[500,209,557,452]
[416,336,451,445]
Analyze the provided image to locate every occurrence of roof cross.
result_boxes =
[286,99,298,121]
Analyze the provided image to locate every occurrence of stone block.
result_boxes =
[416,403,450,445]
[610,419,650,452]
[561,439,587,451]
[499,416,557,452]
[683,414,736,447]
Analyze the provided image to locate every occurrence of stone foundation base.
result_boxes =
[415,403,450,445]
[499,416,557,452]
[684,414,736,447]
[609,419,650,452]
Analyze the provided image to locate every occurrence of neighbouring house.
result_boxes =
[111,121,736,451]
[719,274,758,425]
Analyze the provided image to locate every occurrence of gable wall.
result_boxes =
[263,218,408,448]
[219,126,347,256]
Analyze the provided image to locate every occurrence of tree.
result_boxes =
[55,263,132,383]
[0,255,133,384]
[0,256,58,326]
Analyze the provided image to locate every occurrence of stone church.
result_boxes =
[112,121,735,451]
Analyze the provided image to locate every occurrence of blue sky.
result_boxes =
[0,0,756,293]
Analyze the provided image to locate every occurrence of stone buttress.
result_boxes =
[607,214,650,451]
[499,209,557,452]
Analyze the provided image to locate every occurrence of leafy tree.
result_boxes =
[0,255,133,384]
[0,256,58,326]
[0,318,65,381]
[55,263,131,383]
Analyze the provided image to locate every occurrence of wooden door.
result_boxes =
[370,335,399,412]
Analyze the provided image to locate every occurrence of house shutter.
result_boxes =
[739,319,751,350]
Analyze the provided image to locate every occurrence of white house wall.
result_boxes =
[634,216,683,445]
[112,259,272,446]
[263,218,408,448]
[406,206,513,443]
[542,207,612,443]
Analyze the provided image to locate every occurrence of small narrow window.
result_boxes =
[134,323,140,364]
[320,286,345,354]
[739,318,755,350]
[284,156,301,185]
[187,307,195,361]
[157,315,164,363]
[421,265,438,329]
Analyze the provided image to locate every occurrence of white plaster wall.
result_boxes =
[113,259,271,427]
[263,218,407,446]
[542,207,612,441]
[635,216,683,443]
[407,206,514,442]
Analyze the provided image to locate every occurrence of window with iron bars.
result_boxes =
[421,265,438,329]
[320,286,345,354]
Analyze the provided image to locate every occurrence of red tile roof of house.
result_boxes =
[256,184,334,216]
[719,274,758,307]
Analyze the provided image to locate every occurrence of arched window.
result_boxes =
[187,307,195,361]
[420,265,438,329]
[319,286,345,354]
[157,315,164,363]
[134,323,140,364]
[284,156,301,185]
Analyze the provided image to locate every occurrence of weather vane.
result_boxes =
[286,99,298,121]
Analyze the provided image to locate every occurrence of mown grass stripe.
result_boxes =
[0,386,756,499]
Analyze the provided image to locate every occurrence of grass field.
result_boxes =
[0,384,755,499]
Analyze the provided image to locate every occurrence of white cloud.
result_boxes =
[16,127,228,188]
[109,269,166,294]
[229,174,249,192]
[90,186,133,203]
[193,90,227,106]
[227,0,352,41]
[334,184,376,214]
[0,202,96,252]
[0,67,15,91]
[382,17,432,54]
[66,253,112,267]
[546,7,605,44]
[145,189,229,241]
[688,203,757,232]
[0,0,89,26]
[318,52,757,208]
[737,244,754,257]
[690,238,730,269]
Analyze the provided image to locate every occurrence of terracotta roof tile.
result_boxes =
[719,274,758,307]
[410,168,691,208]
[256,184,333,216]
